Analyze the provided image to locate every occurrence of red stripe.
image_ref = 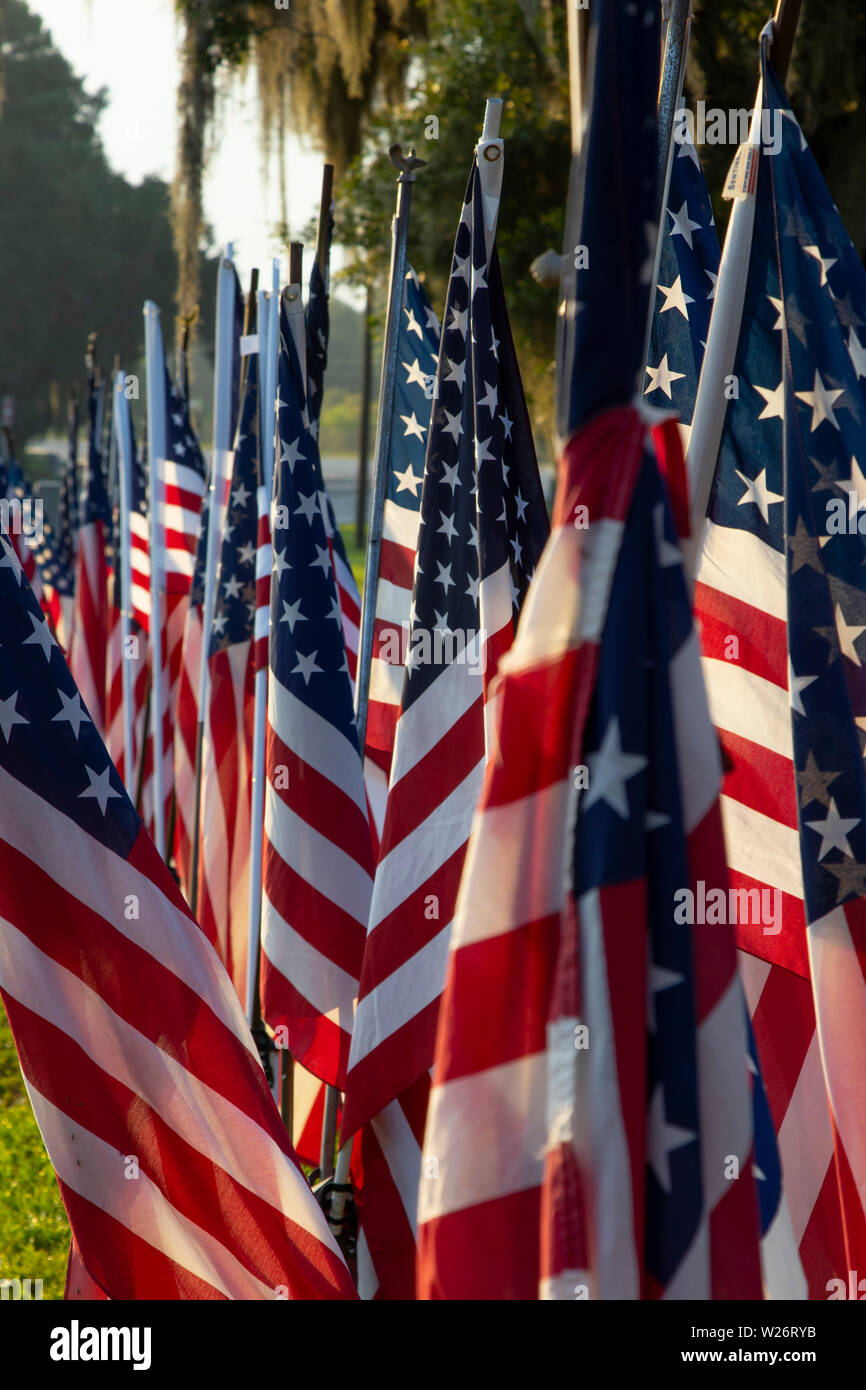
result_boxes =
[379,695,484,858]
[260,960,349,1088]
[695,581,788,690]
[720,728,798,829]
[417,1186,542,1299]
[264,852,366,980]
[267,725,375,873]
[341,996,439,1140]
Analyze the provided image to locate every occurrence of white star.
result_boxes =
[647,1084,697,1193]
[279,597,306,632]
[753,381,785,421]
[475,436,495,465]
[405,306,423,338]
[311,543,331,573]
[514,489,528,522]
[644,353,685,400]
[657,274,694,320]
[223,574,242,599]
[848,329,866,381]
[79,764,121,815]
[510,534,523,566]
[805,796,860,860]
[452,253,471,285]
[280,437,305,470]
[238,541,255,566]
[735,468,784,524]
[437,511,458,542]
[466,572,480,602]
[795,370,844,432]
[444,357,466,389]
[803,244,836,286]
[273,546,290,581]
[212,612,227,636]
[448,305,468,336]
[832,602,866,665]
[583,718,648,818]
[231,482,251,508]
[442,409,463,442]
[667,199,701,250]
[704,268,718,300]
[0,541,23,584]
[294,491,320,525]
[22,610,54,661]
[471,262,488,296]
[767,295,786,332]
[441,460,461,493]
[402,357,429,390]
[478,381,498,414]
[0,691,28,742]
[435,561,454,593]
[52,688,89,738]
[400,411,426,441]
[501,410,513,440]
[394,463,421,497]
[789,662,818,716]
[292,649,323,684]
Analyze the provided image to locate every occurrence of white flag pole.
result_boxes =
[245,268,277,1029]
[143,301,168,858]
[190,245,237,912]
[113,371,136,795]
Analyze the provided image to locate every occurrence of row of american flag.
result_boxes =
[1,0,865,1300]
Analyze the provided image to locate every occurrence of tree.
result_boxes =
[0,0,215,447]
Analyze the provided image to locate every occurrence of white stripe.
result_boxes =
[671,627,721,833]
[702,656,792,760]
[160,501,201,537]
[350,923,451,1066]
[419,1053,546,1223]
[808,906,866,1232]
[720,795,804,901]
[162,460,205,497]
[264,787,372,924]
[451,782,569,950]
[371,1097,423,1233]
[697,976,752,1212]
[776,1030,835,1245]
[578,886,640,1299]
[389,657,482,790]
[261,886,357,1029]
[369,758,484,929]
[0,763,249,1047]
[268,673,368,819]
[696,519,787,622]
[375,577,413,627]
[382,498,421,551]
[369,656,404,707]
[0,919,342,1259]
[25,1083,275,1299]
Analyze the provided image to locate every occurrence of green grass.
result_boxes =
[0,999,69,1298]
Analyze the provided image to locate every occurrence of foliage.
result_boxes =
[0,999,68,1300]
[336,0,569,452]
[0,1,216,447]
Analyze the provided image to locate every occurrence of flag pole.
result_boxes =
[144,301,168,858]
[555,0,591,440]
[315,163,335,285]
[113,372,136,794]
[190,245,237,913]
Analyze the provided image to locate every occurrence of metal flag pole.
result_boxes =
[143,301,168,858]
[190,245,237,913]
[682,4,802,579]
[316,163,335,285]
[113,371,136,794]
[555,0,592,440]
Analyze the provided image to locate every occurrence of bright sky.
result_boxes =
[29,0,340,297]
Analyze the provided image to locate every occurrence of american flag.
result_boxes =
[693,52,866,1296]
[0,532,355,1300]
[105,414,149,794]
[364,266,440,816]
[305,259,363,687]
[1,450,46,613]
[260,299,373,1091]
[419,0,763,1301]
[25,406,78,646]
[648,110,798,1292]
[173,487,209,902]
[342,147,549,1298]
[140,369,207,837]
[69,369,111,736]
[198,349,260,1000]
